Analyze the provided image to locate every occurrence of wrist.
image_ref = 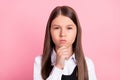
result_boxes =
[55,64,64,70]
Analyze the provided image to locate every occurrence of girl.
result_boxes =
[34,6,97,80]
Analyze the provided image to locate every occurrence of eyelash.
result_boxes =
[67,27,72,29]
[54,27,59,29]
[53,27,73,30]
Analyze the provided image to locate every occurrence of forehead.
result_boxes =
[51,15,75,26]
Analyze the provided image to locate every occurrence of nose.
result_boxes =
[60,29,66,37]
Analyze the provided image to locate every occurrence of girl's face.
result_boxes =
[50,15,77,49]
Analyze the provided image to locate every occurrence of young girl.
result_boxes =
[34,6,97,80]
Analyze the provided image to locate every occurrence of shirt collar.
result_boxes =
[51,49,76,65]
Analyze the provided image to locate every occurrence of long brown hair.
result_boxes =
[41,6,88,80]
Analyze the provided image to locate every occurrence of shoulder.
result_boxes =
[85,56,95,71]
[34,56,43,80]
[85,56,95,68]
[85,56,97,80]
[34,56,42,65]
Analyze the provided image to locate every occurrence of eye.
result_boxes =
[54,27,60,29]
[67,25,74,30]
[67,27,73,30]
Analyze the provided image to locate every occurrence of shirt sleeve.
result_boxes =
[34,56,43,80]
[86,57,97,80]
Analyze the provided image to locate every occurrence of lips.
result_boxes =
[59,39,67,44]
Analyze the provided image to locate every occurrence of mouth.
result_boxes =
[59,39,67,44]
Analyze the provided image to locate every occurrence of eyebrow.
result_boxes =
[51,24,60,27]
[51,24,75,27]
[66,24,74,27]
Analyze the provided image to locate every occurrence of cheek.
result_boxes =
[68,31,77,43]
[51,32,59,43]
[71,35,76,43]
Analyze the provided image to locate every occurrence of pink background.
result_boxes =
[0,0,120,80]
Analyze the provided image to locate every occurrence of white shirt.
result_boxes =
[34,50,97,80]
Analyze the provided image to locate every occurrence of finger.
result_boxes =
[59,46,67,50]
[57,49,68,55]
[57,46,67,52]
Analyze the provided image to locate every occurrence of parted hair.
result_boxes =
[41,6,89,80]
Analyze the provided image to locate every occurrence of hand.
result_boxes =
[55,46,69,70]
